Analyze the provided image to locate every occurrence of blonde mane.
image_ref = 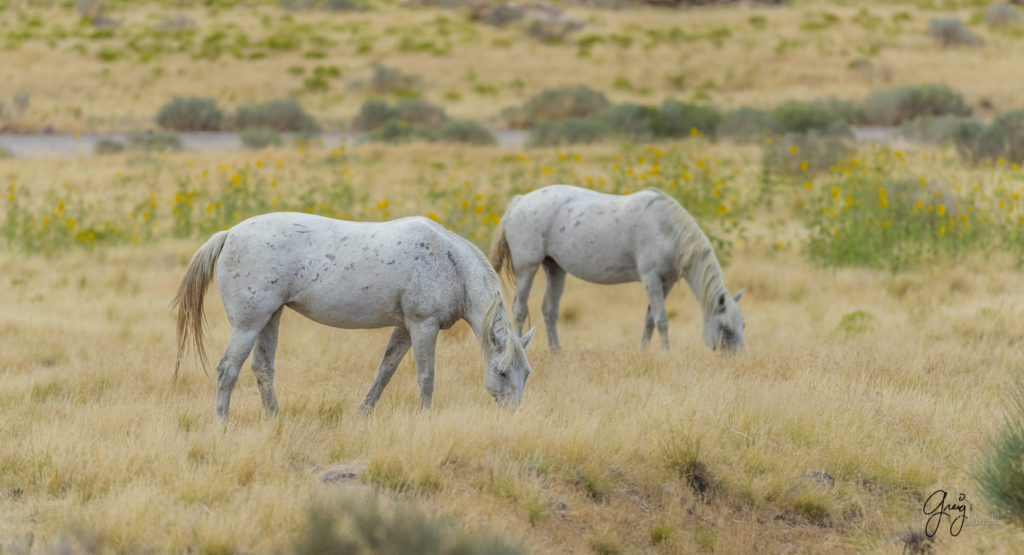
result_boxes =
[642,189,729,318]
[481,292,526,369]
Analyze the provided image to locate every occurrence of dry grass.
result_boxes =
[2,2,1023,132]
[2,150,1024,550]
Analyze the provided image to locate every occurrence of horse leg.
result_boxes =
[640,274,671,351]
[642,281,674,349]
[251,308,283,416]
[512,263,539,335]
[215,327,261,421]
[541,258,567,352]
[409,320,440,410]
[358,326,412,415]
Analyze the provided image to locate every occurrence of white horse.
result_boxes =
[173,212,535,421]
[489,185,744,352]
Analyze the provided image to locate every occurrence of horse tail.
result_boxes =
[489,195,521,285]
[172,230,229,380]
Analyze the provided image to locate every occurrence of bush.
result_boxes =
[763,132,851,176]
[239,127,282,149]
[651,100,723,138]
[292,495,524,555]
[771,101,851,136]
[127,130,182,152]
[234,97,319,132]
[94,138,125,154]
[928,18,982,47]
[392,99,447,128]
[364,120,437,143]
[517,84,609,126]
[595,104,658,141]
[984,4,1021,26]
[352,100,396,132]
[437,120,497,145]
[354,99,493,145]
[862,84,973,126]
[369,64,422,96]
[900,115,975,144]
[720,107,777,143]
[805,160,988,269]
[976,381,1024,528]
[156,96,224,131]
[526,118,608,147]
[954,109,1024,164]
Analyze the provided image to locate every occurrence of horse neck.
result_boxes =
[460,264,505,342]
[679,245,727,321]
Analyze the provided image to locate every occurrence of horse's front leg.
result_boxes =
[409,319,440,409]
[358,326,412,415]
[640,275,673,351]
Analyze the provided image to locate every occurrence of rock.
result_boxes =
[321,462,366,485]
[803,470,835,488]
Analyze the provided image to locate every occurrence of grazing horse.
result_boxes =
[173,212,535,421]
[489,185,744,352]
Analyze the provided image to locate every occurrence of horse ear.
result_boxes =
[520,327,536,349]
[733,288,744,303]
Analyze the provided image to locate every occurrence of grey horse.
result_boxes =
[173,212,535,421]
[490,185,744,352]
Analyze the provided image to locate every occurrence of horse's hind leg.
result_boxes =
[512,263,539,336]
[541,258,567,352]
[215,327,261,421]
[251,307,284,416]
[358,326,412,415]
[640,276,674,351]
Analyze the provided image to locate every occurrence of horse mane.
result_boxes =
[642,188,729,317]
[480,292,526,369]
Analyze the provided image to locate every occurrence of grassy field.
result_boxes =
[3,0,1024,553]
[1,140,1023,552]
[2,0,1024,132]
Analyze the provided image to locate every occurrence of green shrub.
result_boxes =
[93,138,125,154]
[720,107,777,143]
[234,97,319,132]
[976,381,1024,528]
[595,104,658,141]
[127,130,182,152]
[368,64,422,96]
[525,118,607,147]
[900,115,975,144]
[763,132,851,177]
[156,96,224,131]
[805,165,987,270]
[239,127,282,149]
[392,99,447,128]
[352,100,396,132]
[928,17,982,47]
[984,4,1022,26]
[651,100,723,138]
[771,101,850,136]
[861,84,972,126]
[437,120,497,145]
[292,495,524,555]
[281,0,368,10]
[954,109,1024,164]
[517,84,609,126]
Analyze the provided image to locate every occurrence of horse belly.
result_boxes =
[547,240,639,284]
[286,286,403,329]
